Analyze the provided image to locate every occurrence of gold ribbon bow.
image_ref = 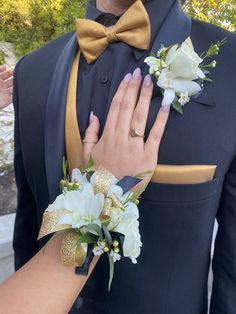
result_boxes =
[38,168,123,267]
[77,0,151,64]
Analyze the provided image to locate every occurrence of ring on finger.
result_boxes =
[83,139,98,144]
[130,128,145,139]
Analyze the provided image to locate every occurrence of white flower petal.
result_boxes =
[47,194,65,212]
[144,56,160,67]
[58,214,73,226]
[64,191,84,213]
[71,168,83,183]
[83,183,95,197]
[165,44,179,66]
[93,246,104,256]
[108,185,124,198]
[161,89,176,107]
[172,79,201,96]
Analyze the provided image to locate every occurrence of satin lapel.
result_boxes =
[147,1,192,67]
[45,33,78,202]
[190,26,216,107]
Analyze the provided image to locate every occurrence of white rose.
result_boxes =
[157,69,202,106]
[166,38,205,81]
[114,202,142,264]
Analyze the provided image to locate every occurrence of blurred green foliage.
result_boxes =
[0,0,86,57]
[183,0,236,33]
[0,51,7,65]
[0,0,235,59]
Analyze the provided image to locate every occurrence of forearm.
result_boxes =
[0,235,98,314]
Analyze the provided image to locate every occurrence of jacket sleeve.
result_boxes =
[210,155,236,313]
[13,58,39,270]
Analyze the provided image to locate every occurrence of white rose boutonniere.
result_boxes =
[145,37,226,114]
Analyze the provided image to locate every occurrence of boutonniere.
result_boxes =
[144,37,226,114]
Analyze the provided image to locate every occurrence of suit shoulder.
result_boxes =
[16,31,75,74]
[192,19,236,48]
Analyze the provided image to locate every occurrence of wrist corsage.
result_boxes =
[38,158,145,290]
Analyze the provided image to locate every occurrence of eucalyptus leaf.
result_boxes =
[77,233,98,245]
[84,224,103,238]
[102,218,111,228]
[62,157,68,179]
[108,254,114,291]
[202,77,213,82]
[103,226,113,246]
[172,101,184,115]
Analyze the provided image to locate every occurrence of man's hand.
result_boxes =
[0,65,13,110]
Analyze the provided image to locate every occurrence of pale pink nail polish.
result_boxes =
[161,105,170,112]
[90,111,95,124]
[143,74,152,87]
[133,67,141,80]
[124,73,132,84]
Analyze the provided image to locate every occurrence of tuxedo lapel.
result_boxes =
[149,2,215,108]
[190,28,216,107]
[147,1,192,68]
[45,33,78,202]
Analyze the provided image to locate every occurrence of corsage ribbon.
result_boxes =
[38,168,124,269]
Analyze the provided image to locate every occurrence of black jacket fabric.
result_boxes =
[13,0,236,313]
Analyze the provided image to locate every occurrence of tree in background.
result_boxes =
[0,0,235,59]
[183,0,236,32]
[0,0,86,57]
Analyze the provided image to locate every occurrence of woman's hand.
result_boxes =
[83,68,170,181]
[0,65,13,110]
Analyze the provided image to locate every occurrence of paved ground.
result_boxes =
[0,171,17,215]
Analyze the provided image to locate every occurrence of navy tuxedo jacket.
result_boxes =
[13,0,236,313]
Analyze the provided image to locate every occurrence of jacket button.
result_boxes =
[100,75,109,84]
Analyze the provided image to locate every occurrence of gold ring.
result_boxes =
[83,140,98,144]
[130,129,145,138]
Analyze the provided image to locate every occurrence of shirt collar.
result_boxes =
[85,0,185,60]
[86,0,103,20]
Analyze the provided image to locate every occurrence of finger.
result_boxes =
[5,77,13,89]
[0,65,7,73]
[145,106,170,155]
[8,87,13,95]
[83,113,100,163]
[116,67,142,135]
[8,95,13,105]
[103,73,131,136]
[130,74,153,139]
[0,69,13,81]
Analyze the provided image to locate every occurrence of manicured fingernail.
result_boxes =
[161,105,170,112]
[143,74,152,87]
[133,67,141,80]
[90,111,95,124]
[124,73,132,84]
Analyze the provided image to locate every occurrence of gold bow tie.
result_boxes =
[76,0,151,64]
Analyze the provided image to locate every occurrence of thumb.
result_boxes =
[83,112,100,164]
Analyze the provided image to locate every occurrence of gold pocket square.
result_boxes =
[151,165,217,184]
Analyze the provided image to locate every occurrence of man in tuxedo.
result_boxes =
[13,0,236,313]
